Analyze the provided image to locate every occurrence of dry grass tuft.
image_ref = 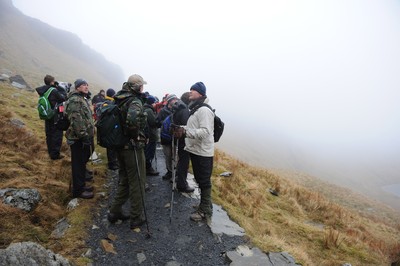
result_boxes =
[0,84,108,265]
[212,150,400,265]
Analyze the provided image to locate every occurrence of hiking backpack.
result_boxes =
[54,101,70,131]
[160,114,173,143]
[190,103,224,143]
[37,87,55,120]
[95,99,132,149]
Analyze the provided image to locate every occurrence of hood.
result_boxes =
[35,85,52,96]
[172,100,187,112]
[114,85,145,104]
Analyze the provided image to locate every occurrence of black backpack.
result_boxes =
[190,103,224,143]
[95,98,133,149]
[54,101,70,131]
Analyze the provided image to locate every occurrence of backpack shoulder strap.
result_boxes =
[189,103,214,116]
[43,87,55,98]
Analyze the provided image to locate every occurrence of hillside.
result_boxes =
[0,79,399,265]
[0,0,124,90]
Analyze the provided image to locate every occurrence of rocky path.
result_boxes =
[86,148,246,266]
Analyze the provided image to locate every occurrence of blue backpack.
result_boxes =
[160,114,173,143]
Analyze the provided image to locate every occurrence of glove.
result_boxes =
[173,127,185,139]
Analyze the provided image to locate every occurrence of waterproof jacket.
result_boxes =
[143,103,158,142]
[36,85,66,109]
[184,97,215,157]
[114,83,147,144]
[65,90,94,141]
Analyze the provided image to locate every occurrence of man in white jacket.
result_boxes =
[174,81,215,221]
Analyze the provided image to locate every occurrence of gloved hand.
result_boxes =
[173,127,185,138]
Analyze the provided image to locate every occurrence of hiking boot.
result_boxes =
[162,171,172,180]
[145,183,151,192]
[76,191,94,199]
[146,167,159,176]
[83,185,94,192]
[51,155,64,160]
[130,217,146,229]
[107,212,130,223]
[177,186,195,193]
[190,210,206,222]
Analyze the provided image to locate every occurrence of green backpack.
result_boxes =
[38,87,55,120]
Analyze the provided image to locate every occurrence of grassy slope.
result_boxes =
[0,82,108,264]
[1,81,399,265]
[0,2,124,91]
[212,151,400,265]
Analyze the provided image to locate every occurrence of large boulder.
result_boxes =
[0,188,41,212]
[0,242,70,266]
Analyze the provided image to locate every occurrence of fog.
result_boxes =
[12,0,400,209]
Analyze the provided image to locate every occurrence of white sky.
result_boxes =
[11,0,400,167]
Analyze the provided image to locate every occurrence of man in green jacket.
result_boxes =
[65,79,95,199]
[107,74,148,229]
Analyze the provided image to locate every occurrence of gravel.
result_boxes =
[86,149,247,266]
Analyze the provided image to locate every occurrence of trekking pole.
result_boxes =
[89,141,95,183]
[154,142,158,172]
[169,138,179,223]
[133,143,151,238]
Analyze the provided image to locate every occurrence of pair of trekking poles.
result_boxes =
[132,137,178,237]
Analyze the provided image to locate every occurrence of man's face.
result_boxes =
[77,84,89,94]
[189,90,202,101]
[168,98,178,108]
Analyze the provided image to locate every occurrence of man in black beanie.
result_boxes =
[174,81,215,222]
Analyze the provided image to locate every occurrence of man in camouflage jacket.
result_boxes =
[65,79,95,199]
[107,74,148,229]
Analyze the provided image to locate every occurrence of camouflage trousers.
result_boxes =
[109,147,146,220]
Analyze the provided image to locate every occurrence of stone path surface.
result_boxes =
[86,148,299,266]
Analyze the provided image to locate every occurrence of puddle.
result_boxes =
[210,204,245,236]
[185,173,245,237]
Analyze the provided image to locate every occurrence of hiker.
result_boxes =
[35,74,66,160]
[173,82,214,221]
[105,88,119,171]
[107,74,148,229]
[144,94,159,176]
[91,89,105,105]
[65,79,95,199]
[158,94,178,180]
[172,92,194,193]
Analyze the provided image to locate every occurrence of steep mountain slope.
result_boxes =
[0,0,124,89]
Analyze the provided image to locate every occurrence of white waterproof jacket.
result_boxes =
[184,98,215,157]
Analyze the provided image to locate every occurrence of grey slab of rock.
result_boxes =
[0,242,70,266]
[227,245,300,266]
[11,81,26,89]
[0,188,41,212]
[10,118,25,128]
[0,74,9,81]
[50,218,70,239]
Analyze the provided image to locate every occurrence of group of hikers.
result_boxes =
[35,74,216,228]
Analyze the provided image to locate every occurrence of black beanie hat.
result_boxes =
[190,82,206,96]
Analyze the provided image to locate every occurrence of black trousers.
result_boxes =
[70,140,91,197]
[189,153,213,189]
[45,119,63,159]
[176,146,190,189]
